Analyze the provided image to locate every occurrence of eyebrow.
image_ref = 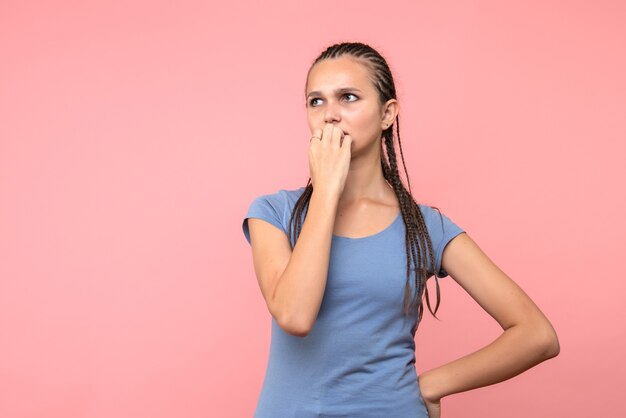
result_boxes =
[306,87,362,98]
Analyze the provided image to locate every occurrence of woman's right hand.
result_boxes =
[308,123,353,197]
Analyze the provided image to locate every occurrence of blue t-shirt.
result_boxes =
[242,186,465,418]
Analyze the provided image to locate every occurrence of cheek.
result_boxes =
[350,107,377,127]
[345,109,368,129]
[306,114,316,131]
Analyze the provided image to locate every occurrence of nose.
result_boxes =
[323,100,341,124]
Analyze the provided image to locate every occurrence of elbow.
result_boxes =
[286,325,312,338]
[277,312,313,338]
[268,298,313,338]
[543,332,560,359]
[536,322,560,360]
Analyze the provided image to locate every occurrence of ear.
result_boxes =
[381,99,399,129]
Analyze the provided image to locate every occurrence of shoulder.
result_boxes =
[277,186,308,205]
[417,203,445,230]
[418,204,461,233]
[243,186,307,246]
[251,186,307,209]
[417,203,466,277]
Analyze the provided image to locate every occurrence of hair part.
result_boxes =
[291,41,445,330]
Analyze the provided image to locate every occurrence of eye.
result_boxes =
[308,93,358,107]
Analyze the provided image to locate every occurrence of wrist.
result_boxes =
[311,187,341,205]
[419,369,446,402]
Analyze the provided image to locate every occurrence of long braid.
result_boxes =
[394,115,442,316]
[290,41,443,330]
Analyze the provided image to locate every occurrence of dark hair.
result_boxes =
[289,41,445,329]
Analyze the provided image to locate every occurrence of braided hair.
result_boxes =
[289,41,445,329]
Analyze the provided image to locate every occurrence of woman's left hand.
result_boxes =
[418,372,442,418]
[423,397,441,418]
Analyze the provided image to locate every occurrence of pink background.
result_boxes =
[1,1,624,417]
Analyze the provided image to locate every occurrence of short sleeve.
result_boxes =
[421,205,465,278]
[242,193,288,246]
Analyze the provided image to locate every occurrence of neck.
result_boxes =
[338,139,392,205]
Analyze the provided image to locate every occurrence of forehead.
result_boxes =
[306,56,373,93]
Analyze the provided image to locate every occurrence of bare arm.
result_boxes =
[418,232,560,403]
[248,188,339,337]
[249,124,351,337]
[272,189,339,335]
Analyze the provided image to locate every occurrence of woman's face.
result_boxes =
[305,56,389,155]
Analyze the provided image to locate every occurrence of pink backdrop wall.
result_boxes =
[1,1,624,417]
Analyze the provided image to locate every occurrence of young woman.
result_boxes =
[242,41,559,418]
